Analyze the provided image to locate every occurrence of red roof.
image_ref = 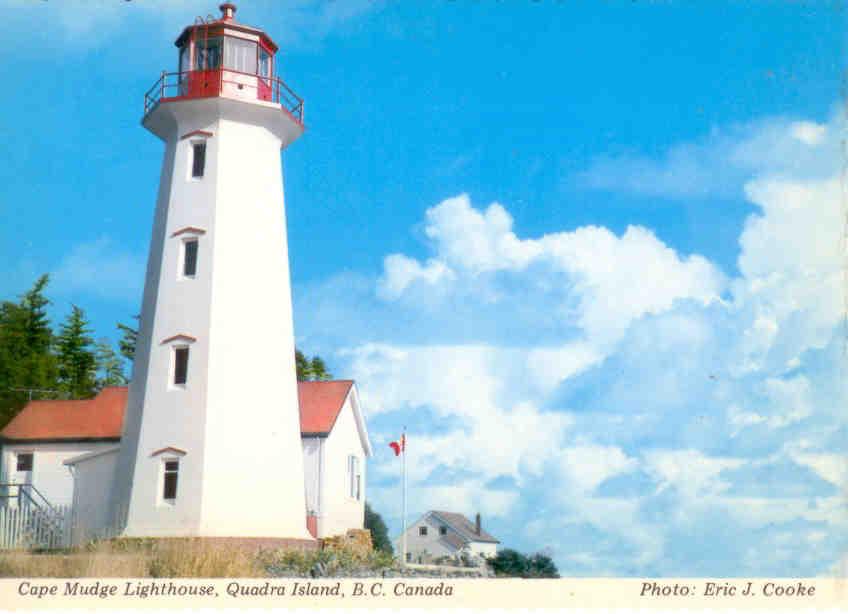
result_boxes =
[298,380,354,435]
[0,387,126,441]
[1,381,354,441]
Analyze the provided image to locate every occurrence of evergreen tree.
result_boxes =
[0,275,58,427]
[309,356,331,381]
[295,349,310,380]
[95,339,127,388]
[295,350,333,381]
[17,274,58,391]
[364,502,393,554]
[56,305,97,399]
[117,317,138,363]
[21,275,52,355]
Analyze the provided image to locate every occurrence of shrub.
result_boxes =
[259,543,394,577]
[487,548,559,578]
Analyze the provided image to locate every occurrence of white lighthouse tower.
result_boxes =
[112,3,312,540]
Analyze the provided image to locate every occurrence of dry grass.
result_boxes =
[146,540,266,577]
[0,539,397,578]
[0,539,266,578]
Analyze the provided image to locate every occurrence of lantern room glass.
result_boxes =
[259,48,271,79]
[224,37,257,74]
[196,37,222,70]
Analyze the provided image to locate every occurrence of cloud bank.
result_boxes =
[296,109,845,575]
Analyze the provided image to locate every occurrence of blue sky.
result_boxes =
[1,1,845,576]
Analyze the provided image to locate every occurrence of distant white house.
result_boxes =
[397,510,500,563]
[0,381,371,543]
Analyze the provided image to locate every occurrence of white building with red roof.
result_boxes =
[0,380,371,544]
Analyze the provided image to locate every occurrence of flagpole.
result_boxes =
[401,425,407,567]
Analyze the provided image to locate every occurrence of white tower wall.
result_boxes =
[114,96,310,539]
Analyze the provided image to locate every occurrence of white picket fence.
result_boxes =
[0,504,72,550]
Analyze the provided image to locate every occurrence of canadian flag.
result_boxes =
[389,433,406,456]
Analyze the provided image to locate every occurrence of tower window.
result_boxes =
[16,453,33,472]
[183,239,198,277]
[163,459,179,501]
[173,347,189,385]
[191,142,206,178]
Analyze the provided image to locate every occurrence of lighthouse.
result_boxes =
[112,3,312,540]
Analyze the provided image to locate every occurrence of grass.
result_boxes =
[0,539,395,578]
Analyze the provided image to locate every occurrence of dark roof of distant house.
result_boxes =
[430,511,500,544]
[440,531,468,551]
[1,381,355,442]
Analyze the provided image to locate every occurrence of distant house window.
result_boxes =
[16,453,33,472]
[173,347,189,385]
[163,460,179,501]
[183,239,198,277]
[419,526,428,536]
[439,525,447,536]
[405,552,412,562]
[347,455,361,500]
[191,142,206,178]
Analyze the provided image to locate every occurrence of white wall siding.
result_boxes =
[318,398,366,538]
[68,449,120,544]
[302,437,322,515]
[468,541,498,558]
[395,515,456,560]
[1,442,117,507]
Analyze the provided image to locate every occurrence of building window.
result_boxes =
[16,453,33,472]
[191,142,206,178]
[439,525,447,536]
[183,239,198,277]
[347,455,361,500]
[173,347,189,385]
[419,526,428,536]
[163,459,179,501]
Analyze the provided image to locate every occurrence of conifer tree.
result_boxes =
[295,349,311,380]
[295,350,332,381]
[0,275,58,426]
[96,339,127,388]
[56,305,97,399]
[364,502,393,554]
[117,317,139,363]
[309,356,331,381]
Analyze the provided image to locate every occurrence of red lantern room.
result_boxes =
[143,3,304,125]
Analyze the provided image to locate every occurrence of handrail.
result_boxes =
[0,483,57,516]
[143,69,304,125]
